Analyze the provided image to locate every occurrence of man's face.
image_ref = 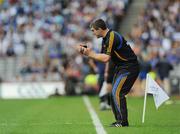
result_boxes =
[91,27,103,38]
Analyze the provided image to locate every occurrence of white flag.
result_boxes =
[146,74,169,109]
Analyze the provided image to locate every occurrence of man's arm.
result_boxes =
[104,62,109,80]
[88,59,98,73]
[87,50,110,63]
[75,44,110,63]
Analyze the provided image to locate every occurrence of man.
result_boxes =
[99,59,114,110]
[76,19,139,127]
[155,54,173,95]
[89,55,112,110]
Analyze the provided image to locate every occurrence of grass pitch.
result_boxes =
[0,96,180,134]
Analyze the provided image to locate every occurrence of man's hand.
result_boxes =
[75,43,91,56]
[75,43,110,63]
[74,44,84,54]
[81,47,91,56]
[79,46,85,54]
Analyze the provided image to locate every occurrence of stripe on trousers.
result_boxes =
[112,72,129,114]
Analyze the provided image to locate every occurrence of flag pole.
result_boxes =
[142,74,148,123]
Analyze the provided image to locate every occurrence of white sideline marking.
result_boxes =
[83,96,107,134]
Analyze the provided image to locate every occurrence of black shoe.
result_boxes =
[121,121,129,127]
[109,121,129,127]
[109,121,122,127]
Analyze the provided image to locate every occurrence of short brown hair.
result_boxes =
[90,19,107,30]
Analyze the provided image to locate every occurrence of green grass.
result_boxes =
[0,96,180,134]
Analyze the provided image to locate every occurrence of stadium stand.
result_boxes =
[0,0,131,83]
[127,0,180,95]
[0,0,179,95]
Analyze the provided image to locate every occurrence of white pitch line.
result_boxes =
[83,95,107,134]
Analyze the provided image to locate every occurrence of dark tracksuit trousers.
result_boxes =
[111,62,139,124]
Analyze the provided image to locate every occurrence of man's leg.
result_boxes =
[119,96,128,126]
[99,60,115,110]
[119,67,139,125]
[98,74,111,110]
[110,66,139,127]
[110,72,129,125]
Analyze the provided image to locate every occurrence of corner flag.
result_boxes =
[142,73,169,123]
[146,74,169,109]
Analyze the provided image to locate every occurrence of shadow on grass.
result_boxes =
[103,123,180,128]
[130,124,180,128]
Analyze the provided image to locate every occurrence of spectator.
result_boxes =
[155,54,173,95]
[0,0,131,84]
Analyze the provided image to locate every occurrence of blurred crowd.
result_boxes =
[128,0,180,95]
[0,0,130,94]
[0,0,179,95]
